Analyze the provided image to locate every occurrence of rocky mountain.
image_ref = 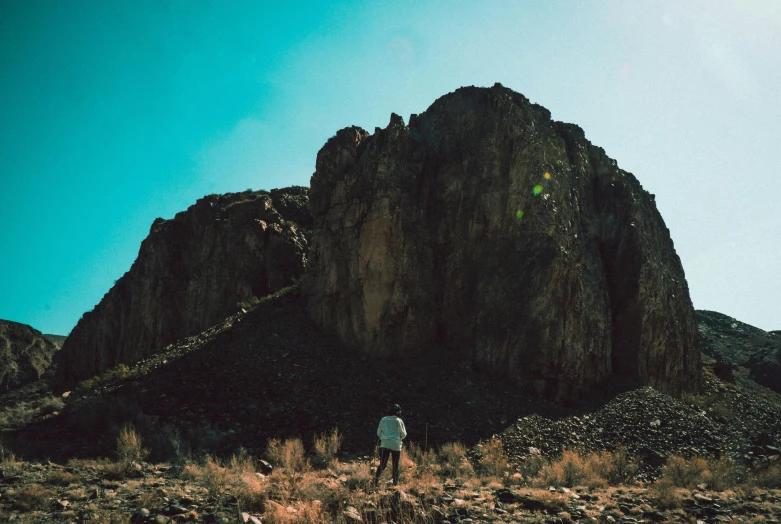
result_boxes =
[0,320,58,390]
[43,334,66,349]
[306,84,700,400]
[55,187,310,383]
[697,309,781,392]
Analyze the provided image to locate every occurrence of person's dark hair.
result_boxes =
[390,403,402,416]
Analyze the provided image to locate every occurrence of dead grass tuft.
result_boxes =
[46,469,76,486]
[662,455,708,488]
[267,438,310,473]
[752,460,781,489]
[478,437,510,478]
[312,427,342,469]
[438,442,474,478]
[649,478,682,509]
[13,483,54,511]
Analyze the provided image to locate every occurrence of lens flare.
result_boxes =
[544,172,552,180]
[533,184,543,196]
[516,210,524,219]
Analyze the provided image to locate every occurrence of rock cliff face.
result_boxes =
[306,84,700,400]
[0,320,58,390]
[56,187,310,383]
[698,310,781,393]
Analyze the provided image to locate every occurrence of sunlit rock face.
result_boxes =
[306,84,700,400]
[0,320,58,390]
[56,187,310,383]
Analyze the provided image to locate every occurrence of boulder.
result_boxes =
[306,84,700,399]
[56,188,310,383]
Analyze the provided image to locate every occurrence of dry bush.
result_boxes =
[47,469,76,486]
[1,451,24,474]
[438,442,474,478]
[519,453,547,483]
[538,450,585,487]
[38,396,65,415]
[13,483,54,511]
[342,461,373,492]
[704,456,737,491]
[312,428,342,469]
[116,425,149,464]
[580,447,638,486]
[663,455,708,488]
[0,402,35,427]
[182,456,236,500]
[478,438,510,478]
[649,478,682,509]
[264,499,324,523]
[296,473,348,516]
[408,442,437,472]
[525,488,569,512]
[236,470,268,512]
[752,460,781,489]
[267,438,310,473]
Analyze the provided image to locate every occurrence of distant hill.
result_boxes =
[697,310,781,392]
[0,320,58,390]
[43,334,66,349]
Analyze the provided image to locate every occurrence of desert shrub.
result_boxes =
[342,461,373,492]
[0,402,35,427]
[76,364,138,393]
[752,460,781,489]
[264,499,324,523]
[438,442,474,478]
[407,442,437,472]
[662,455,708,488]
[478,437,510,478]
[0,450,24,474]
[606,446,639,485]
[38,396,65,415]
[649,478,682,509]
[312,427,342,469]
[267,438,310,473]
[47,470,76,486]
[13,483,54,511]
[519,453,547,483]
[116,425,149,464]
[704,456,737,491]
[236,470,268,512]
[182,455,236,500]
[538,450,585,487]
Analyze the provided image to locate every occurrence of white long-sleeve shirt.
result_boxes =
[377,415,407,451]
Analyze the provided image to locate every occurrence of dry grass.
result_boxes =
[537,450,585,487]
[649,478,682,509]
[437,442,474,478]
[267,438,310,474]
[116,425,149,464]
[12,483,54,511]
[46,469,76,486]
[477,437,510,478]
[662,455,709,488]
[704,456,738,491]
[753,460,781,489]
[312,427,342,469]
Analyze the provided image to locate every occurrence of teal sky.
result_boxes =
[1,1,779,335]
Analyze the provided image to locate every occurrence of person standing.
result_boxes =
[374,403,407,486]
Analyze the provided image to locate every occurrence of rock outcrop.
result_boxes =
[306,84,700,400]
[0,320,58,390]
[56,188,310,383]
[698,310,781,393]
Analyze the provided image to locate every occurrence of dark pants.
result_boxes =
[374,447,400,485]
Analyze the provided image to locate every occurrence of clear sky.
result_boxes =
[1,1,779,335]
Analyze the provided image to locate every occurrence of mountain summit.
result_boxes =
[306,84,700,400]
